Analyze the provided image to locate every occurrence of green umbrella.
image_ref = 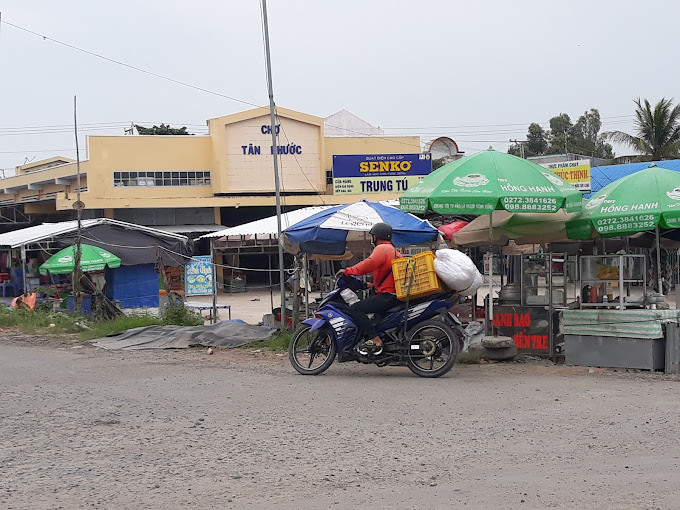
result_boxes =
[567,164,680,238]
[566,164,680,293]
[399,149,582,332]
[40,244,122,275]
[399,149,583,215]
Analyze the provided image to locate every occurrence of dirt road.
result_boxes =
[1,334,679,509]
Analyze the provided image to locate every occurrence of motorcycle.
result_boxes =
[288,275,464,378]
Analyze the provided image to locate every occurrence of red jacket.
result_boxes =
[345,241,402,294]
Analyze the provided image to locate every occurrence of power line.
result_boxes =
[0,17,641,161]
[0,19,262,109]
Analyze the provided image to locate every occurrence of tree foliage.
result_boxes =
[134,124,192,135]
[603,98,680,161]
[508,108,614,159]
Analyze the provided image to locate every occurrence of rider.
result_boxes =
[336,222,402,353]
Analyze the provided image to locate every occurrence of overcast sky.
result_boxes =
[1,0,678,174]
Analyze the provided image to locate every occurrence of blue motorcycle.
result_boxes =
[288,275,464,378]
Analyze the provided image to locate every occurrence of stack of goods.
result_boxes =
[596,264,619,280]
[391,249,484,300]
[433,249,484,296]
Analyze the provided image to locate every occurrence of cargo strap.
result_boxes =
[402,258,417,334]
[375,248,398,291]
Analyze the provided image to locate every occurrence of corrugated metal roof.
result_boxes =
[154,224,225,234]
[200,206,333,238]
[0,218,188,248]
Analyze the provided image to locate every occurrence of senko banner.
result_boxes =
[332,153,432,195]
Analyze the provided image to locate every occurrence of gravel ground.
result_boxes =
[1,332,680,510]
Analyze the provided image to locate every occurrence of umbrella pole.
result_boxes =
[656,225,663,295]
[304,252,309,318]
[488,212,493,336]
[21,245,27,296]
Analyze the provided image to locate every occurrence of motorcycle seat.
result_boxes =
[385,302,406,314]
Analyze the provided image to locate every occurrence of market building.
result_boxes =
[0,107,426,235]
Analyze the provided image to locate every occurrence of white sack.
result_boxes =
[459,270,484,296]
[433,249,479,291]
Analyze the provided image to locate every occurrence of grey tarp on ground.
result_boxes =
[91,321,276,350]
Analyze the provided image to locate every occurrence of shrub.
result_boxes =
[161,304,204,326]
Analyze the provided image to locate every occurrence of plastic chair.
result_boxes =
[0,282,16,297]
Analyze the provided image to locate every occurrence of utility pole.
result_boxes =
[509,139,527,159]
[73,95,83,312]
[261,0,288,330]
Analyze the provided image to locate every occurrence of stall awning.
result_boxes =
[0,218,188,248]
[200,206,334,239]
[154,224,225,234]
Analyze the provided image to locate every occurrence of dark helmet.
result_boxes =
[369,222,393,241]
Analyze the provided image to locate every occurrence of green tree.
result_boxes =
[603,98,680,161]
[508,108,613,159]
[134,124,192,135]
[508,122,548,158]
[547,113,572,154]
[570,109,614,159]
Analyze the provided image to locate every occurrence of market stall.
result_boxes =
[400,149,583,352]
[559,164,680,370]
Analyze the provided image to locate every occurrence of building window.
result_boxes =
[113,171,212,187]
[326,169,333,185]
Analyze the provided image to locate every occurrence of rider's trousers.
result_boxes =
[348,292,401,340]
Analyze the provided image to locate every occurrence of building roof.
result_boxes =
[589,160,680,196]
[324,109,384,137]
[0,218,188,248]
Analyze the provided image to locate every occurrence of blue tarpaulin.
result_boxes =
[283,199,438,255]
[588,160,680,197]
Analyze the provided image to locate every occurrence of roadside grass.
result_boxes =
[0,303,203,341]
[242,331,292,351]
[0,308,82,335]
[79,315,163,340]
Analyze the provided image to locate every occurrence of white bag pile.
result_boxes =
[433,249,484,296]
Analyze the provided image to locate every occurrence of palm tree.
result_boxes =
[604,98,680,161]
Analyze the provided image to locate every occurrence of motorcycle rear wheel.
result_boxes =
[288,324,337,375]
[406,319,460,378]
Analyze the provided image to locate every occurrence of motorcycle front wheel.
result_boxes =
[406,319,460,378]
[288,324,337,376]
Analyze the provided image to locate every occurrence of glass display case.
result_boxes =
[579,254,646,309]
[521,253,574,307]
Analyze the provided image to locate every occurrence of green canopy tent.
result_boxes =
[566,164,680,293]
[400,149,583,326]
[40,244,122,275]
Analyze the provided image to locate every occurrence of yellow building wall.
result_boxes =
[208,107,325,195]
[0,109,423,212]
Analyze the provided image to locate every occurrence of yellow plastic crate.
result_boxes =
[392,251,443,300]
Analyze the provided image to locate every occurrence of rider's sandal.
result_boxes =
[359,338,383,355]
